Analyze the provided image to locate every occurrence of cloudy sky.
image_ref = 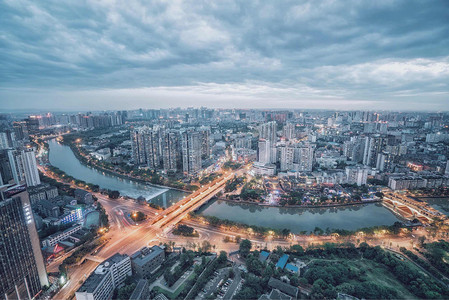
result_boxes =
[1,0,448,111]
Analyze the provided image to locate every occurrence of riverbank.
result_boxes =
[45,139,187,207]
[198,199,404,233]
[189,210,407,237]
[216,197,382,209]
[55,138,190,194]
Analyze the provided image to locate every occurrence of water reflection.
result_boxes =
[47,139,187,207]
[200,200,401,233]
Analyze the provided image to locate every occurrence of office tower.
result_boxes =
[144,130,161,169]
[283,123,295,140]
[162,131,178,172]
[182,130,202,175]
[345,166,369,186]
[199,127,211,159]
[0,184,49,299]
[280,146,294,171]
[258,139,271,165]
[362,135,385,167]
[76,253,132,300]
[21,148,41,187]
[445,160,449,175]
[259,121,277,142]
[13,121,30,142]
[131,127,147,165]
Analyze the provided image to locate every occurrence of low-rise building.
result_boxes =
[28,183,58,205]
[75,189,94,205]
[131,246,165,278]
[75,253,132,300]
[41,224,82,248]
[268,277,299,299]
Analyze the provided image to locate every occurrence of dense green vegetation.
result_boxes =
[424,240,449,277]
[172,224,199,237]
[234,241,449,299]
[239,178,266,201]
[164,251,195,286]
[224,176,245,193]
[223,161,242,170]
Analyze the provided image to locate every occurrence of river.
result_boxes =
[47,139,187,208]
[199,200,402,233]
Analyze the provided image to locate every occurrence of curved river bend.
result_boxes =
[47,139,187,208]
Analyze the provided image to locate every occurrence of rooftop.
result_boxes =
[276,254,289,269]
[131,246,164,267]
[268,277,298,298]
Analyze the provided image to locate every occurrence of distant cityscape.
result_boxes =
[0,108,448,300]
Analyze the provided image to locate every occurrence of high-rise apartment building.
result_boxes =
[293,144,315,172]
[0,184,49,299]
[13,121,30,142]
[0,148,40,187]
[144,130,161,169]
[282,122,295,140]
[279,145,294,171]
[131,127,147,165]
[259,121,277,142]
[199,127,211,159]
[162,131,178,172]
[182,130,202,175]
[258,139,271,165]
[21,148,41,187]
[345,166,369,186]
[363,135,385,167]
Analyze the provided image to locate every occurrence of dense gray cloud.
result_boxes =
[0,0,448,110]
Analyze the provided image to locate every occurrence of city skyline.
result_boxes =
[1,0,449,111]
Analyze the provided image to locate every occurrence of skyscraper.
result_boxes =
[258,139,271,165]
[363,135,385,167]
[279,145,294,171]
[21,148,41,187]
[0,184,49,299]
[0,148,40,187]
[182,130,202,175]
[144,130,161,169]
[293,144,315,172]
[131,127,147,165]
[13,121,30,142]
[259,121,277,142]
[282,122,295,140]
[162,131,178,172]
[199,126,211,159]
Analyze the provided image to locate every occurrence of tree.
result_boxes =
[239,239,252,258]
[281,228,291,237]
[418,236,427,247]
[201,240,212,253]
[218,251,228,264]
[290,244,304,255]
[108,190,120,199]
